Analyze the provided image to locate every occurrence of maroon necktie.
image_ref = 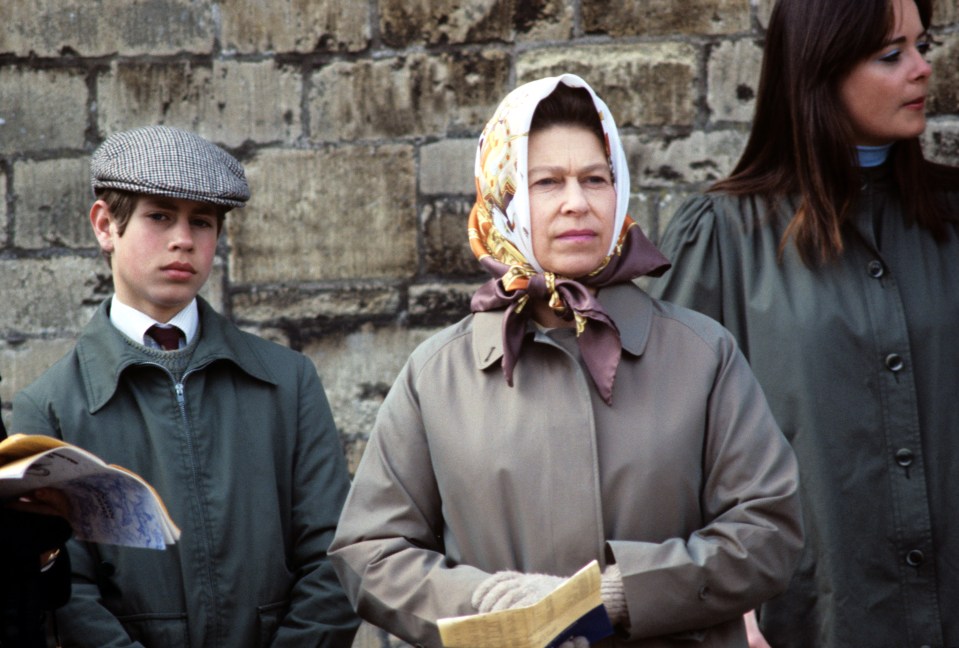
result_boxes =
[147,325,183,351]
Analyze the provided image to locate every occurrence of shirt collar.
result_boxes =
[109,295,200,346]
[856,143,893,168]
[77,298,280,414]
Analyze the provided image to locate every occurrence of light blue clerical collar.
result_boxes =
[857,144,893,168]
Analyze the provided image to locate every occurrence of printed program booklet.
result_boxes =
[0,434,180,549]
[438,560,614,648]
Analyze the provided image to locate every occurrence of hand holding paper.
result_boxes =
[0,434,179,549]
[439,561,613,648]
[472,571,567,613]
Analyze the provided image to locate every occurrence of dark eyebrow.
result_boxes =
[142,197,217,217]
[881,30,929,48]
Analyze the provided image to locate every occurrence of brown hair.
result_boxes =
[529,83,606,148]
[713,0,953,265]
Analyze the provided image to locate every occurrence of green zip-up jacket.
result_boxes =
[12,297,358,648]
[647,164,959,648]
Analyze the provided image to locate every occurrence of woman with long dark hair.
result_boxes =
[649,0,959,645]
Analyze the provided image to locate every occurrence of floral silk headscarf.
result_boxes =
[469,74,670,404]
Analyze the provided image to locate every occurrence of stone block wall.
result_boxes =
[1,1,958,645]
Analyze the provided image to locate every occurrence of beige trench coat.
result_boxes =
[330,283,802,647]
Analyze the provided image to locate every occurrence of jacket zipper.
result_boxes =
[144,363,220,646]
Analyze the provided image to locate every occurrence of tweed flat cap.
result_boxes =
[91,126,250,209]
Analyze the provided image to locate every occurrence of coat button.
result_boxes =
[98,561,116,577]
[895,448,914,467]
[867,260,884,278]
[885,353,904,372]
[697,584,710,600]
[905,550,924,566]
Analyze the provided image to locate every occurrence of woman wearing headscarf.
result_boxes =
[647,0,959,646]
[330,74,803,647]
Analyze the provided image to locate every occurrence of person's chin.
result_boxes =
[554,260,603,278]
[155,284,200,306]
[897,112,926,137]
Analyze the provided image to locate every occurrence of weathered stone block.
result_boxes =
[230,146,417,283]
[200,258,226,313]
[220,0,370,53]
[515,0,574,41]
[623,130,747,188]
[97,61,212,137]
[301,324,438,441]
[421,198,480,278]
[0,0,214,57]
[309,51,510,141]
[0,67,88,155]
[929,33,959,115]
[0,170,7,247]
[231,286,402,326]
[12,158,92,249]
[583,0,750,36]
[517,43,699,128]
[380,0,511,47]
[933,0,957,26]
[627,193,657,240]
[0,338,77,405]
[656,189,701,236]
[0,258,106,335]
[408,282,481,326]
[757,0,775,29]
[419,139,475,196]
[923,117,959,166]
[633,188,698,290]
[708,38,763,123]
[98,60,302,147]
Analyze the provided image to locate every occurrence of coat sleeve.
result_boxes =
[608,329,803,639]
[646,194,746,341]
[328,358,490,648]
[12,389,148,648]
[271,357,359,648]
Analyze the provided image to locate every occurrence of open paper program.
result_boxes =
[0,434,180,549]
[438,560,614,648]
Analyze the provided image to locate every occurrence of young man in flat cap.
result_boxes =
[12,126,359,647]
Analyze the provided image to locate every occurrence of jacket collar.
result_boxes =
[472,282,654,370]
[77,297,279,413]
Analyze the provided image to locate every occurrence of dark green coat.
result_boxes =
[13,298,358,647]
[647,165,959,648]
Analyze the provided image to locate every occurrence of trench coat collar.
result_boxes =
[76,296,279,413]
[472,281,654,370]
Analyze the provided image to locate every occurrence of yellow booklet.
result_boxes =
[438,560,614,648]
[0,434,180,549]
